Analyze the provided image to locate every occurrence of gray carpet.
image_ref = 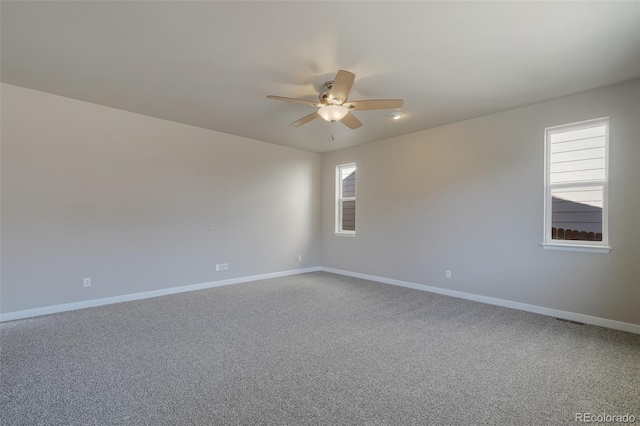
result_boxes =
[1,272,639,425]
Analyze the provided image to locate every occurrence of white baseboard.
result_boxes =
[320,267,640,335]
[0,267,322,322]
[3,266,638,335]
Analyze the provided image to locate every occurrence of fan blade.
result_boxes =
[290,112,319,127]
[330,70,355,104]
[341,112,362,129]
[267,95,319,107]
[346,99,404,110]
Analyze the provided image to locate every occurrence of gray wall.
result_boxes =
[1,84,322,313]
[3,80,639,326]
[321,80,640,326]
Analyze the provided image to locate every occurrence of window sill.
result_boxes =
[540,243,611,253]
[335,232,356,237]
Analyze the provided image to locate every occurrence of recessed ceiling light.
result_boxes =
[390,111,404,120]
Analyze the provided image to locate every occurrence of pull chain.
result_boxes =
[330,121,335,141]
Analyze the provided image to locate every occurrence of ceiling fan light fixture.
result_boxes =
[318,105,349,122]
[267,70,402,131]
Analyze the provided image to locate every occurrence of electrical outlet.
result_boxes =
[216,263,229,272]
[297,255,302,261]
[445,270,452,279]
[83,277,91,287]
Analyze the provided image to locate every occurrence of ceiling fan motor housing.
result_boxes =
[320,80,343,105]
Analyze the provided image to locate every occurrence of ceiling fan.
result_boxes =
[267,70,403,130]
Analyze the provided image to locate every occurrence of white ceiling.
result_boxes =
[2,1,639,153]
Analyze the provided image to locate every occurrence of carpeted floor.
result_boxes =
[1,271,639,425]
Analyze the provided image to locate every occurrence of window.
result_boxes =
[543,117,610,253]
[336,163,356,235]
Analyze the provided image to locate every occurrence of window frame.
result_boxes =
[542,117,611,253]
[335,162,357,236]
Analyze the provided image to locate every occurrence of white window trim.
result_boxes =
[335,162,356,236]
[542,117,611,253]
